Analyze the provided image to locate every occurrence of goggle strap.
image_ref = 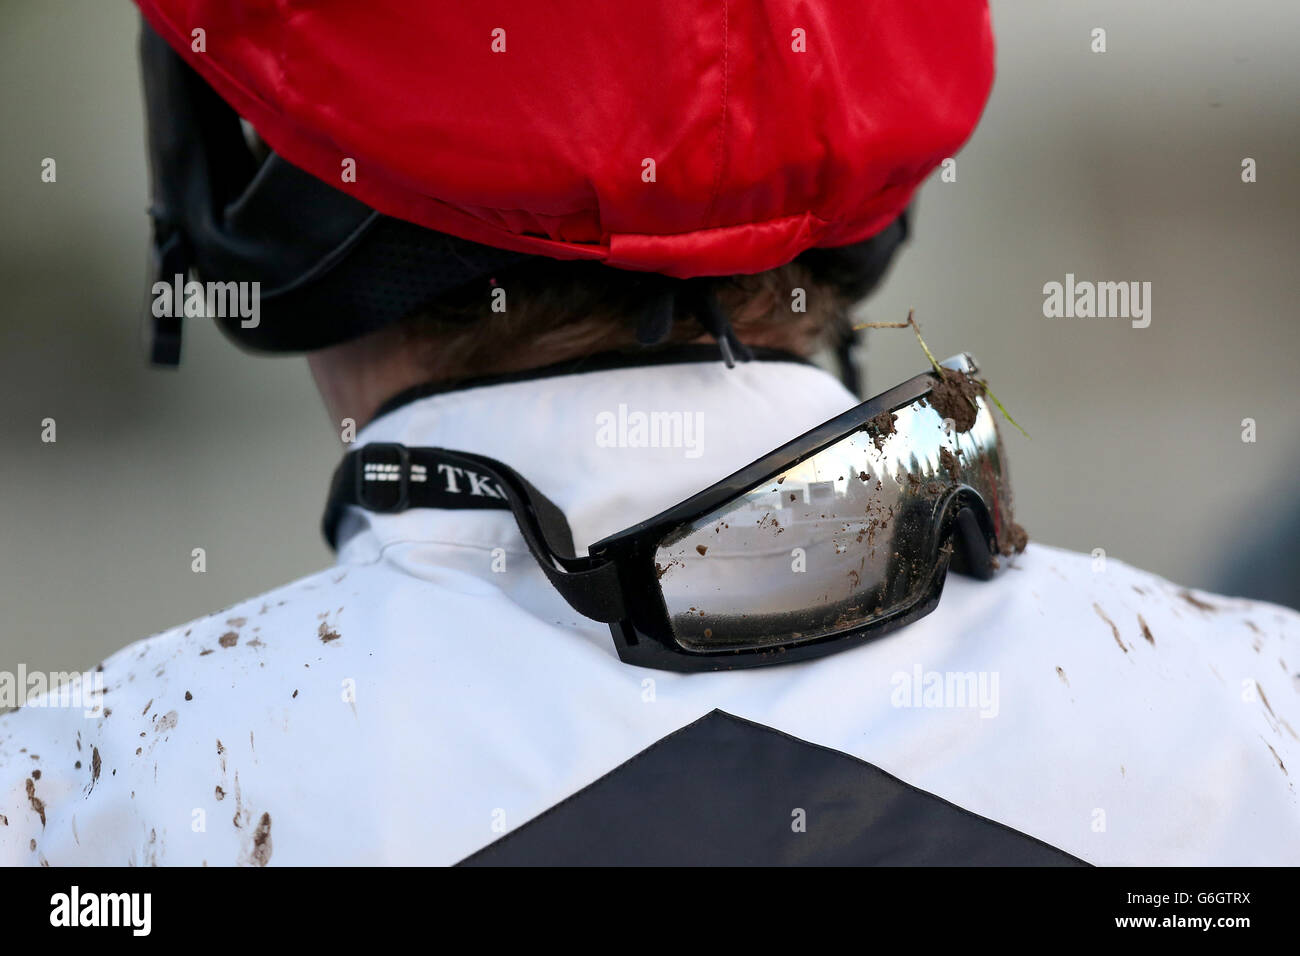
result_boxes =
[322,443,628,624]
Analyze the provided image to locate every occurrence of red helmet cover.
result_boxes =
[136,0,994,277]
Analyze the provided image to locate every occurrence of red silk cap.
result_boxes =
[136,0,994,277]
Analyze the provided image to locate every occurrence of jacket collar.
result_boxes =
[335,354,860,565]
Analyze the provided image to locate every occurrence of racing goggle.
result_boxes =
[322,353,1018,671]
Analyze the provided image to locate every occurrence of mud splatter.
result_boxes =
[318,622,341,644]
[232,771,243,828]
[184,691,193,701]
[144,827,159,867]
[155,711,178,733]
[1178,590,1217,613]
[695,545,708,556]
[1056,666,1069,687]
[1264,741,1288,776]
[227,617,247,628]
[243,812,273,867]
[1093,603,1128,653]
[1138,614,1155,645]
[218,632,239,648]
[141,698,153,716]
[1256,683,1278,722]
[215,785,226,801]
[91,747,101,787]
[25,778,45,828]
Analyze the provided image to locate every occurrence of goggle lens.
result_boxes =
[656,390,1009,651]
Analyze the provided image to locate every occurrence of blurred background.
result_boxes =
[2,0,1298,674]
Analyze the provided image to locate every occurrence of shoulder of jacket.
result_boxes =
[0,562,374,865]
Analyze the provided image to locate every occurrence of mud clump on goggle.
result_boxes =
[938,446,961,476]
[999,520,1029,556]
[921,375,1030,558]
[863,410,899,451]
[923,367,984,433]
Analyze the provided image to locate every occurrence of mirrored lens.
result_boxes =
[655,391,1009,651]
